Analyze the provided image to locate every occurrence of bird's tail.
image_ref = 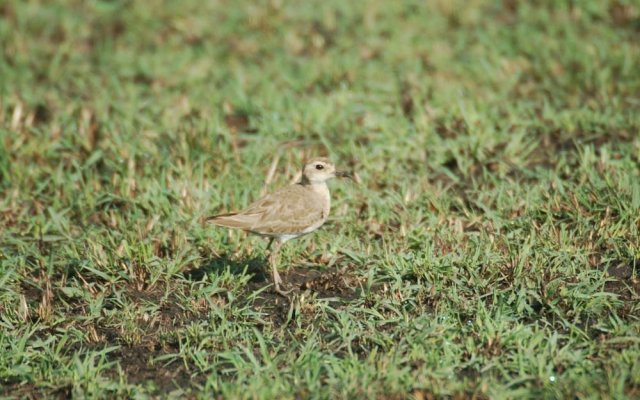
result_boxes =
[205,213,256,230]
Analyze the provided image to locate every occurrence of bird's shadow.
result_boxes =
[182,253,363,303]
[183,254,268,283]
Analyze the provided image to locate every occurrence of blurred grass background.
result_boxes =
[1,0,639,398]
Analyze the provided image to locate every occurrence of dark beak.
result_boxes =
[335,170,354,179]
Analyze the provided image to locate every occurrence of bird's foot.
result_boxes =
[273,283,294,297]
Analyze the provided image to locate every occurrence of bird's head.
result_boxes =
[302,157,353,184]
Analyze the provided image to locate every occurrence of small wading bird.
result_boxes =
[206,158,354,296]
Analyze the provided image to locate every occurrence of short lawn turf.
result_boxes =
[1,0,639,398]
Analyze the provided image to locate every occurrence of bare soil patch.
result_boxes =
[603,259,640,301]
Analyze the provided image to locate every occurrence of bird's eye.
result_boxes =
[315,164,324,170]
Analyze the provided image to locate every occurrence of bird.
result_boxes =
[206,157,354,296]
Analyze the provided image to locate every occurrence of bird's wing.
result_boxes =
[207,185,324,234]
[206,211,262,230]
[250,186,326,234]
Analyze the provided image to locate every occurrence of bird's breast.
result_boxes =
[311,183,331,219]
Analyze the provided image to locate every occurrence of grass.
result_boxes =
[1,0,639,398]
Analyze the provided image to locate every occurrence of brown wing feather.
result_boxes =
[206,184,325,235]
[247,185,325,234]
[206,212,261,229]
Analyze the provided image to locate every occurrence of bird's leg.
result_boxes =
[266,237,274,251]
[269,241,292,296]
[263,237,275,282]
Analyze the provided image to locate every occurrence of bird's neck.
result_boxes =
[299,175,328,187]
[309,181,331,215]
[299,176,328,189]
[308,180,328,193]
[299,174,311,185]
[299,177,330,203]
